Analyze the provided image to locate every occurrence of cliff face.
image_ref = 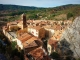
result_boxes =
[59,17,80,58]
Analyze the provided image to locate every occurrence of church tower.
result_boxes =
[22,13,27,29]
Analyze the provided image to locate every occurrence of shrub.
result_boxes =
[67,12,74,20]
[11,41,17,50]
[50,52,60,59]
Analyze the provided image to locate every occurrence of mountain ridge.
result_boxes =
[0,4,80,21]
[0,4,80,11]
[0,4,42,11]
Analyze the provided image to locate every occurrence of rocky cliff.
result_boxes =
[59,17,80,59]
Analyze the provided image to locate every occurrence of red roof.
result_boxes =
[48,39,58,45]
[53,25,62,30]
[18,33,32,43]
[31,26,43,30]
[23,37,40,48]
[30,48,45,60]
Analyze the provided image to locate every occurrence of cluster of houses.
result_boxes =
[2,13,72,60]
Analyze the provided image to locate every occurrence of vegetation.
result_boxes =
[67,12,74,20]
[0,4,80,22]
[0,4,80,60]
[11,41,17,50]
[0,4,39,11]
[50,52,60,60]
[0,32,24,60]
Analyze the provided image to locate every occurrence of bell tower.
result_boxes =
[22,13,27,29]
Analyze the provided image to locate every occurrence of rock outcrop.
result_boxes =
[59,17,80,59]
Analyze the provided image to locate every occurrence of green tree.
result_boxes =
[28,14,39,20]
[67,12,74,20]
[11,41,17,50]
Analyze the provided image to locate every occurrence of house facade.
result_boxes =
[47,37,58,55]
[28,26,45,39]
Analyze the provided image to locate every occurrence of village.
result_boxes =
[2,13,72,60]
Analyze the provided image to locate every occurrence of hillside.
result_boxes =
[0,4,80,22]
[0,4,40,11]
[45,4,80,20]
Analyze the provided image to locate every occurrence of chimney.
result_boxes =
[22,13,27,29]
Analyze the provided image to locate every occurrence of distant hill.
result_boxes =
[0,4,80,11]
[0,4,80,21]
[52,4,80,10]
[47,4,80,20]
[0,4,40,11]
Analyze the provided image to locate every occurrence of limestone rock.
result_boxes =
[59,16,80,58]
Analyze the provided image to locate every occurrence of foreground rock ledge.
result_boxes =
[59,16,80,59]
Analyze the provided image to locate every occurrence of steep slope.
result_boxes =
[59,16,80,59]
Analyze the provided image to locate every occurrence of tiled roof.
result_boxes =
[27,20,34,23]
[31,26,42,30]
[17,28,28,35]
[53,25,62,30]
[40,21,47,25]
[43,25,52,29]
[7,21,18,26]
[42,55,51,60]
[3,26,8,30]
[23,36,42,54]
[33,20,41,23]
[52,30,64,41]
[48,39,58,45]
[50,36,56,40]
[18,33,32,43]
[30,47,45,60]
[17,21,23,25]
[25,41,38,48]
[24,46,39,54]
[55,35,61,40]
[28,25,33,28]
[23,37,38,48]
[23,37,42,48]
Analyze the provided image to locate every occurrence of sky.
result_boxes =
[0,0,80,7]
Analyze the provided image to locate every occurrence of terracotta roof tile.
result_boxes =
[31,26,42,30]
[23,37,39,48]
[48,39,58,45]
[18,33,32,43]
[40,21,47,25]
[43,55,51,60]
[7,21,18,26]
[24,41,38,48]
[17,21,23,25]
[17,28,28,35]
[53,25,62,30]
[28,25,33,28]
[3,26,8,30]
[23,37,42,48]
[30,48,45,60]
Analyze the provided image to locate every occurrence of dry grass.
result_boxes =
[54,14,67,20]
